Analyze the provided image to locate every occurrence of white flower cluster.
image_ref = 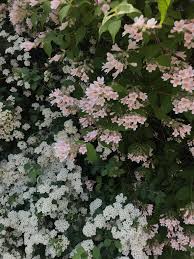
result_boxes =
[82,194,150,259]
[0,150,86,258]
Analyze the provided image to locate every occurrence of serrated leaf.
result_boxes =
[59,5,70,22]
[157,0,171,25]
[108,19,121,42]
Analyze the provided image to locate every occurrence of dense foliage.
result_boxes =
[0,0,194,258]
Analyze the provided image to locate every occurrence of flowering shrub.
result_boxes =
[0,0,194,258]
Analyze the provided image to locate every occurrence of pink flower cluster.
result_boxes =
[49,89,77,116]
[123,15,158,46]
[84,130,98,142]
[80,77,118,118]
[54,140,71,162]
[146,243,165,256]
[171,19,194,49]
[99,130,122,145]
[128,153,148,163]
[112,114,147,130]
[70,67,89,82]
[20,41,36,51]
[160,218,190,251]
[173,97,194,114]
[102,53,124,79]
[121,91,147,110]
[146,63,157,73]
[183,209,194,225]
[170,66,194,93]
[172,124,191,139]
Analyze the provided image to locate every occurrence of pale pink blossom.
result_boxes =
[51,0,61,9]
[101,3,110,14]
[99,130,122,145]
[102,53,124,79]
[20,41,35,51]
[79,145,87,154]
[121,91,147,110]
[54,140,71,162]
[49,54,62,63]
[113,114,146,130]
[84,130,98,142]
[172,124,191,139]
[146,63,157,72]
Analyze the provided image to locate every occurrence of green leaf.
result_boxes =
[59,5,71,22]
[176,186,190,201]
[104,239,112,247]
[75,27,86,45]
[113,3,140,17]
[99,2,140,38]
[160,95,172,114]
[156,55,171,67]
[86,143,98,162]
[108,19,121,42]
[43,40,52,57]
[24,163,42,184]
[157,0,171,25]
[92,247,101,259]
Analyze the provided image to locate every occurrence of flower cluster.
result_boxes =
[0,1,194,258]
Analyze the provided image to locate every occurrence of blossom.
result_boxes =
[20,41,35,51]
[113,114,147,130]
[54,140,71,161]
[172,123,191,139]
[102,53,124,79]
[51,0,61,9]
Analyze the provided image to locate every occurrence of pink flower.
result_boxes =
[121,91,147,110]
[84,130,98,142]
[172,124,191,139]
[146,63,157,73]
[172,20,185,32]
[54,140,71,162]
[101,3,110,14]
[146,18,157,29]
[49,54,62,63]
[51,0,60,9]
[20,41,35,51]
[133,15,145,28]
[102,53,124,79]
[113,114,146,130]
[99,130,122,145]
[79,145,87,154]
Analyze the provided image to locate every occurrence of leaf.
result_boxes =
[156,55,171,67]
[24,163,42,184]
[59,5,70,22]
[108,19,121,42]
[92,247,101,259]
[176,186,190,201]
[104,239,112,247]
[86,143,98,162]
[99,2,141,39]
[160,95,172,114]
[114,3,140,17]
[43,40,52,57]
[75,27,86,45]
[157,0,171,25]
